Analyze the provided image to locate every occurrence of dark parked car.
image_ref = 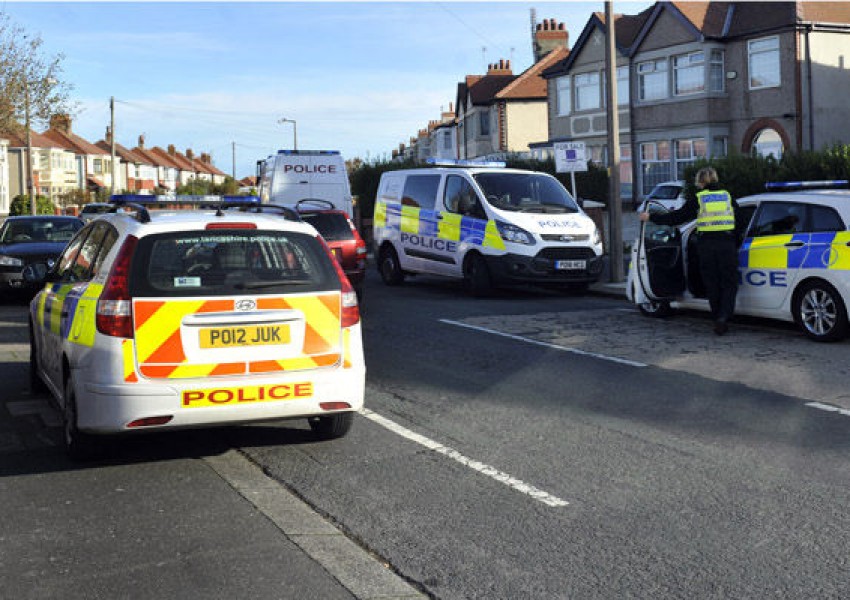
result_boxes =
[0,216,84,294]
[79,202,114,222]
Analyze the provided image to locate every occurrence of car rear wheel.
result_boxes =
[308,412,354,440]
[378,246,404,286]
[63,376,102,461]
[794,280,849,342]
[637,299,672,318]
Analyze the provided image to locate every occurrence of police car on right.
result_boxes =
[627,180,850,342]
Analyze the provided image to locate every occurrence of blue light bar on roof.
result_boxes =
[110,194,261,204]
[426,158,506,168]
[276,150,340,156]
[765,180,849,190]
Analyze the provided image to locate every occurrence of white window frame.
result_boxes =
[640,140,672,195]
[673,51,705,96]
[556,76,571,116]
[709,50,725,93]
[574,72,601,111]
[638,59,668,101]
[748,36,780,90]
[618,65,630,106]
[674,138,706,179]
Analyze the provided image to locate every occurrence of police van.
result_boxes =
[26,196,365,459]
[372,159,603,295]
[628,181,850,341]
[257,150,353,217]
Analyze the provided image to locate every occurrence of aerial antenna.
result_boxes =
[530,7,537,57]
[482,46,487,67]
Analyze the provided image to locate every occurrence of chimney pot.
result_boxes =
[506,59,511,69]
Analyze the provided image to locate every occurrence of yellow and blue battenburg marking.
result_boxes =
[377,201,505,250]
[738,232,850,270]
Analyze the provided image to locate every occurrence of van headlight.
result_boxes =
[496,220,535,245]
[0,255,24,267]
[592,227,602,246]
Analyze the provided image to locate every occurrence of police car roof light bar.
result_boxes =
[425,158,507,168]
[765,180,850,191]
[108,202,151,224]
[277,150,340,156]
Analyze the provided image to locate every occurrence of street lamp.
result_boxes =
[278,118,298,151]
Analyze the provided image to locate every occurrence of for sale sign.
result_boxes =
[554,142,588,173]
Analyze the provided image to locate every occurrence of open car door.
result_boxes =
[636,203,687,300]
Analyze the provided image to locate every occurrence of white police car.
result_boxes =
[27,197,365,459]
[627,181,850,342]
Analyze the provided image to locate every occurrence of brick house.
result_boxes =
[42,114,120,195]
[455,18,571,161]
[4,126,79,202]
[541,1,850,203]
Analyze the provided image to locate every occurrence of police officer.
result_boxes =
[639,167,740,335]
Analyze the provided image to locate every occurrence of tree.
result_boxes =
[0,14,74,134]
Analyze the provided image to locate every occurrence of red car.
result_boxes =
[296,200,367,300]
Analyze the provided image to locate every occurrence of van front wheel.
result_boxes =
[378,246,404,286]
[464,254,492,297]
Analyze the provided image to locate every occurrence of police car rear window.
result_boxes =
[130,230,340,297]
[300,213,354,241]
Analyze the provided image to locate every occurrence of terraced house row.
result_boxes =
[0,113,228,215]
[397,1,850,204]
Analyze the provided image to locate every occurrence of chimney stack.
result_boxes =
[533,18,569,62]
[186,149,194,160]
[167,144,176,155]
[138,134,145,149]
[49,113,72,134]
[487,59,513,75]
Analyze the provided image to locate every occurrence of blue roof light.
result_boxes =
[426,158,506,168]
[765,180,849,190]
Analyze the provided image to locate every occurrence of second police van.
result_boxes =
[372,159,604,295]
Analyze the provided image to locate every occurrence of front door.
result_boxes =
[636,205,686,300]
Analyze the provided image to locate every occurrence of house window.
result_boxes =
[674,138,706,179]
[479,111,490,136]
[94,159,103,174]
[618,66,630,105]
[575,72,601,111]
[748,36,780,89]
[673,51,705,96]
[640,141,672,194]
[751,128,783,158]
[638,59,668,101]
[443,131,452,150]
[556,76,571,116]
[712,136,728,157]
[619,144,633,199]
[709,50,725,92]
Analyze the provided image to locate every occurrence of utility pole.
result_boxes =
[110,96,116,196]
[24,82,35,215]
[605,1,624,282]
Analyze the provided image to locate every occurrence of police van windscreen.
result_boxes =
[473,173,579,213]
[130,230,341,297]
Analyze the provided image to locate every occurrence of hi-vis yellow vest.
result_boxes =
[696,189,735,232]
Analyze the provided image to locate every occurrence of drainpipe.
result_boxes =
[805,24,814,151]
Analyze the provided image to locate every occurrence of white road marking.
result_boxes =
[805,402,850,417]
[439,319,647,368]
[359,408,569,508]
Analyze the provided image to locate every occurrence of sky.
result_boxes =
[1,0,652,180]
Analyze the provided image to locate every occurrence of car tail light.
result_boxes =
[317,235,360,327]
[319,402,351,411]
[127,415,173,428]
[355,239,367,269]
[96,235,138,338]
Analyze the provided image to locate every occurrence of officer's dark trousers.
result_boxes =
[697,233,738,323]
